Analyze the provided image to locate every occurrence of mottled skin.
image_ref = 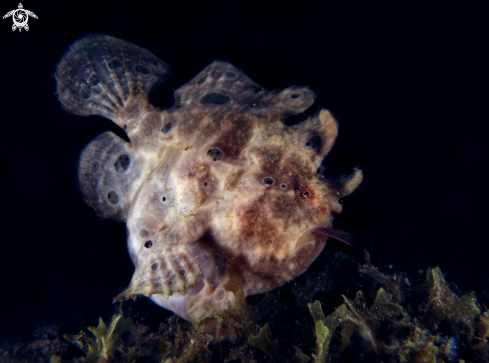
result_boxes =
[56,35,362,328]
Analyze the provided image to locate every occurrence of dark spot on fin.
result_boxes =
[107,190,119,205]
[305,135,322,149]
[80,86,91,99]
[114,154,130,173]
[88,74,101,86]
[108,59,123,70]
[161,122,172,134]
[134,65,150,75]
[197,74,208,85]
[200,92,230,105]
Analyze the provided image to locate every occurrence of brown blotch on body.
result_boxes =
[241,200,281,248]
[213,117,253,162]
[271,195,296,220]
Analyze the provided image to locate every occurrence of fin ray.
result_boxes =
[115,243,202,300]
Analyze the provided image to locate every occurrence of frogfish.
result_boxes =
[55,34,362,340]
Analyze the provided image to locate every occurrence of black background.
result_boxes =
[1,0,489,343]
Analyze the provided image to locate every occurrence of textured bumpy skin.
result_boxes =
[56,35,362,329]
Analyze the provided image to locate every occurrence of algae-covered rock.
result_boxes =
[3,251,489,363]
[425,267,480,325]
[307,287,403,362]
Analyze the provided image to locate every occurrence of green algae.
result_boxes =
[67,315,126,362]
[247,323,277,356]
[307,287,403,362]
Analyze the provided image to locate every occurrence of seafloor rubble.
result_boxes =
[2,247,488,363]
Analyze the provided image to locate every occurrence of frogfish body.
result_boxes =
[55,35,362,337]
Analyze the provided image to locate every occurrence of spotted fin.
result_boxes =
[174,61,315,117]
[55,34,172,128]
[78,131,150,221]
[290,109,339,169]
[115,241,202,300]
[174,61,260,107]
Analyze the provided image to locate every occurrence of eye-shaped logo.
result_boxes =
[3,3,37,32]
